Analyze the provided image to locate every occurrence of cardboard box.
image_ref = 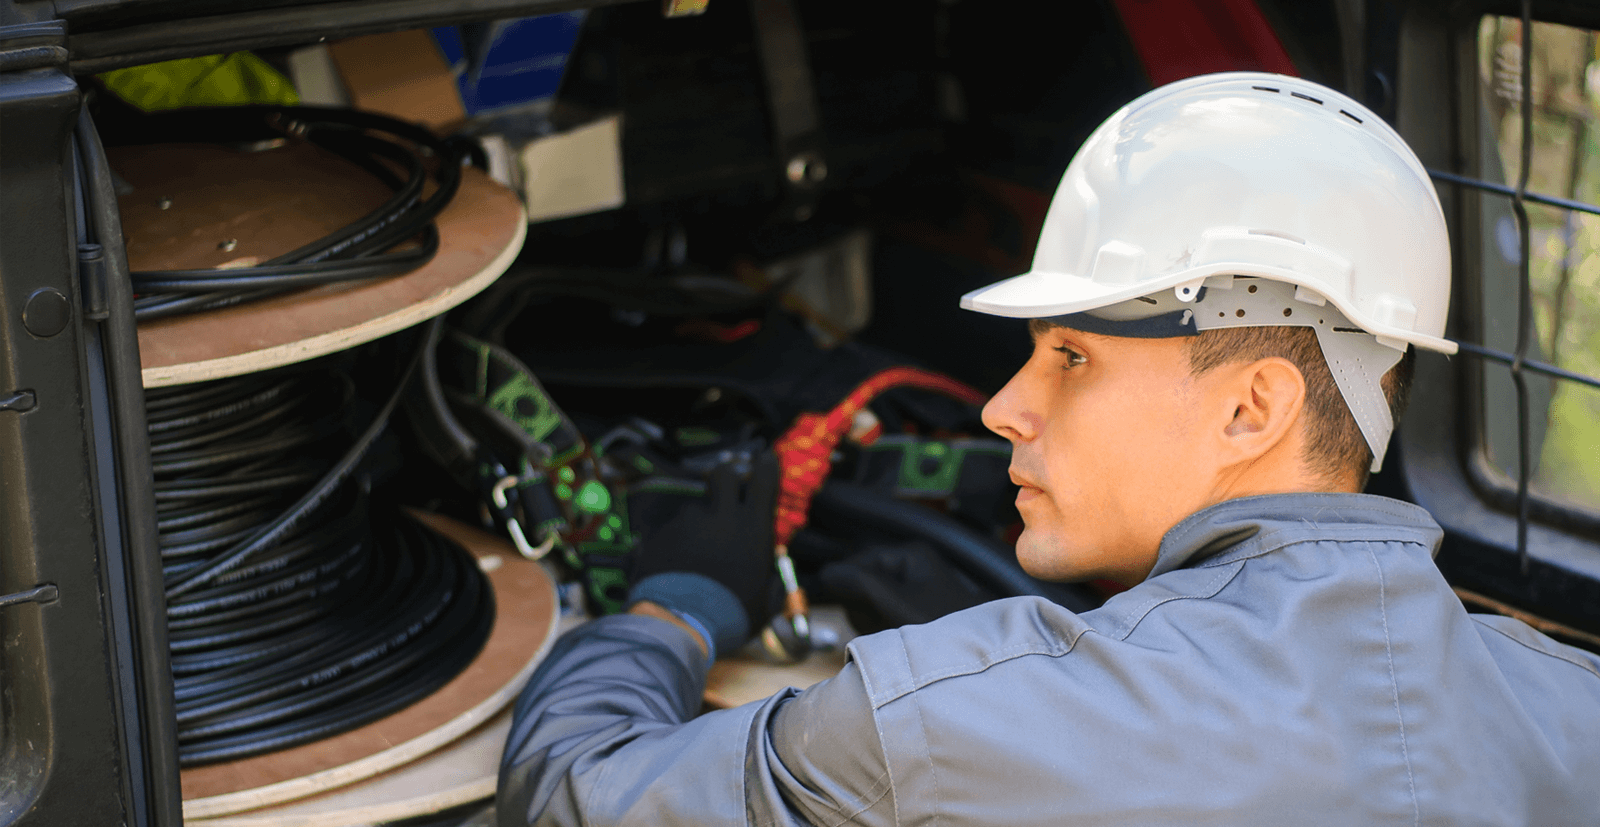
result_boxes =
[328,30,467,132]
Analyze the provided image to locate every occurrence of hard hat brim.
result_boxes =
[960,267,1458,355]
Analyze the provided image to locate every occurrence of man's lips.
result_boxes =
[1010,470,1044,503]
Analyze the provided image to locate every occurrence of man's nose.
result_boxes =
[982,370,1038,443]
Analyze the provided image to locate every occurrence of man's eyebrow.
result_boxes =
[1028,318,1061,342]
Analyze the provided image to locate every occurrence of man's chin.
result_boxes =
[1013,529,1095,583]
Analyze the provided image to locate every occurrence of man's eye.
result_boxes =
[1053,345,1086,368]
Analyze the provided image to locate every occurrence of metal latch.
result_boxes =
[0,584,58,610]
[0,390,36,413]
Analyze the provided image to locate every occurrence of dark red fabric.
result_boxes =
[1111,0,1296,86]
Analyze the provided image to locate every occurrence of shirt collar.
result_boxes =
[1145,493,1444,579]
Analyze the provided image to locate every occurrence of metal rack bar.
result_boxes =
[64,0,639,74]
[1511,0,1536,573]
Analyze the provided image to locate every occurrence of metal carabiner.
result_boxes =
[760,544,812,662]
[491,475,557,561]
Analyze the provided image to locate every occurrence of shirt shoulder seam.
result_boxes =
[1195,529,1436,570]
[1102,562,1243,640]
[867,631,1088,707]
[1472,616,1600,680]
[1365,544,1421,827]
[910,689,945,827]
[872,562,1244,702]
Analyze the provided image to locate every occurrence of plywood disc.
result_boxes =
[184,710,511,827]
[114,142,527,388]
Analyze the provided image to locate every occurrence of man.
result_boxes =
[498,73,1600,826]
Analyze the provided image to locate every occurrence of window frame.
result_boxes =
[1380,0,1600,631]
[1452,3,1600,534]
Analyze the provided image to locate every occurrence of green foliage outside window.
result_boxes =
[1478,16,1600,511]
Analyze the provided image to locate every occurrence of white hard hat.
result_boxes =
[961,72,1454,472]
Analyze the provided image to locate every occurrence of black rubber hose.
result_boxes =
[811,480,1099,613]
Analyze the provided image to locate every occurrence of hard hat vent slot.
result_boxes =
[1290,91,1324,105]
[1247,228,1306,244]
[1251,85,1280,93]
[1339,109,1364,124]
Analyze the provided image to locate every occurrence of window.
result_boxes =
[1474,15,1600,515]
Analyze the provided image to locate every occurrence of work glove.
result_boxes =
[623,449,781,658]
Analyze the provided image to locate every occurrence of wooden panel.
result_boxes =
[112,141,526,387]
[185,711,508,827]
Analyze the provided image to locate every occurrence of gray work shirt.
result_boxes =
[499,494,1600,826]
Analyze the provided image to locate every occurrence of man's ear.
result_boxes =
[1218,357,1306,459]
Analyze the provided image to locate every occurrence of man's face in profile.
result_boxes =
[982,322,1222,585]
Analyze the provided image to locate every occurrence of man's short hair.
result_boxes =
[1185,327,1416,487]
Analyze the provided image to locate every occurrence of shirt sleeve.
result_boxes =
[498,613,898,827]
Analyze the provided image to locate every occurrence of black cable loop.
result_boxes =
[164,522,365,615]
[128,106,464,322]
[157,495,283,532]
[157,516,274,559]
[171,523,488,761]
[150,429,328,476]
[170,542,403,695]
[154,469,325,501]
[162,344,424,598]
[146,377,297,430]
[173,533,448,725]
[149,373,299,420]
[147,344,493,767]
[166,552,364,651]
[149,393,311,453]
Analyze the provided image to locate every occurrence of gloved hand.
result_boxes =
[623,449,780,658]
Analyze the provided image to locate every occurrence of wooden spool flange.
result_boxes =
[112,141,527,388]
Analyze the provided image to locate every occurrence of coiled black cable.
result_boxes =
[148,354,493,767]
[130,106,462,322]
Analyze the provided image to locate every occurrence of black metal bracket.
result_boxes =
[750,0,827,222]
[0,16,180,827]
[62,0,642,74]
